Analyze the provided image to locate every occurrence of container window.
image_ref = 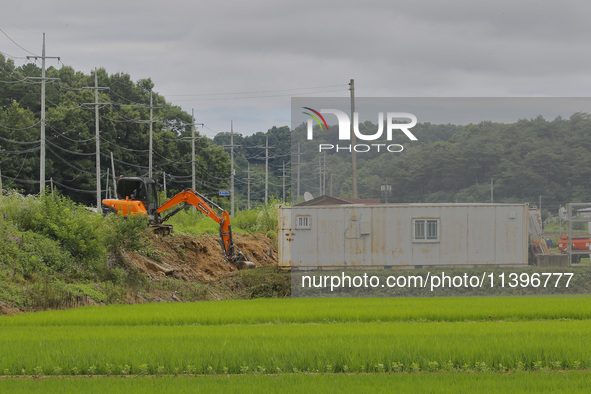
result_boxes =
[295,215,311,230]
[413,218,440,242]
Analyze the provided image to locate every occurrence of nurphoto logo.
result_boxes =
[303,107,418,153]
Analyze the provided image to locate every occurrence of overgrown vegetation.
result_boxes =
[0,190,285,311]
[0,190,151,309]
[167,197,283,243]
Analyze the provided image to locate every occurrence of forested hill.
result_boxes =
[392,115,591,213]
[0,55,229,205]
[292,114,591,215]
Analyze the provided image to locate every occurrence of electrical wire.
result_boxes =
[46,139,96,156]
[164,84,348,97]
[45,124,96,143]
[99,136,150,153]
[51,180,97,194]
[46,146,97,175]
[0,135,40,144]
[169,88,349,102]
[0,27,37,56]
[0,121,41,132]
[0,146,40,154]
[0,174,38,184]
[0,50,26,60]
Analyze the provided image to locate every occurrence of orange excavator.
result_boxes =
[102,176,254,269]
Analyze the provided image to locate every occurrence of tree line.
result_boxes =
[3,53,591,214]
[293,113,591,214]
[0,55,230,205]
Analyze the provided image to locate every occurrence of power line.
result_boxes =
[46,139,95,155]
[0,27,37,56]
[0,135,40,145]
[0,50,27,60]
[0,146,40,154]
[169,88,349,102]
[0,121,41,132]
[164,83,348,97]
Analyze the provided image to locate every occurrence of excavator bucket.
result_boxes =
[151,223,174,237]
[230,252,256,270]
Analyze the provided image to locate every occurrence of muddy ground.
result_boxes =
[122,231,278,282]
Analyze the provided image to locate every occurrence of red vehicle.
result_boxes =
[558,234,591,263]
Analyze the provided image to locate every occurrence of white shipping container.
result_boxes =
[278,203,529,269]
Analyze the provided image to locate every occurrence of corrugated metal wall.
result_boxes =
[278,204,529,269]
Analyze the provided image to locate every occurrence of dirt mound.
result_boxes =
[0,301,21,315]
[123,231,278,282]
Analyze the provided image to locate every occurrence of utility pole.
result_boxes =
[227,121,241,216]
[82,69,108,210]
[105,168,110,199]
[27,33,60,194]
[148,90,153,178]
[319,155,323,195]
[323,152,327,196]
[317,154,329,196]
[262,136,274,205]
[163,171,167,198]
[40,38,48,195]
[297,142,301,202]
[245,162,254,210]
[265,136,269,205]
[189,111,204,193]
[280,161,287,203]
[231,126,234,216]
[191,110,196,192]
[110,152,117,197]
[94,70,101,210]
[350,79,358,198]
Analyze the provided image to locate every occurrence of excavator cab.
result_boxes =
[116,177,159,215]
[102,176,160,219]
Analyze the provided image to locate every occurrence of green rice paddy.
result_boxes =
[0,297,590,392]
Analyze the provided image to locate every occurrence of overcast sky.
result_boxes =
[2,0,591,137]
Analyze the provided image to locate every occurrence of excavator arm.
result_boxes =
[154,190,253,268]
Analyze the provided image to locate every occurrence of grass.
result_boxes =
[0,190,151,309]
[166,198,283,243]
[1,298,591,376]
[1,372,591,394]
[2,297,591,327]
[0,319,590,374]
[1,298,591,392]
